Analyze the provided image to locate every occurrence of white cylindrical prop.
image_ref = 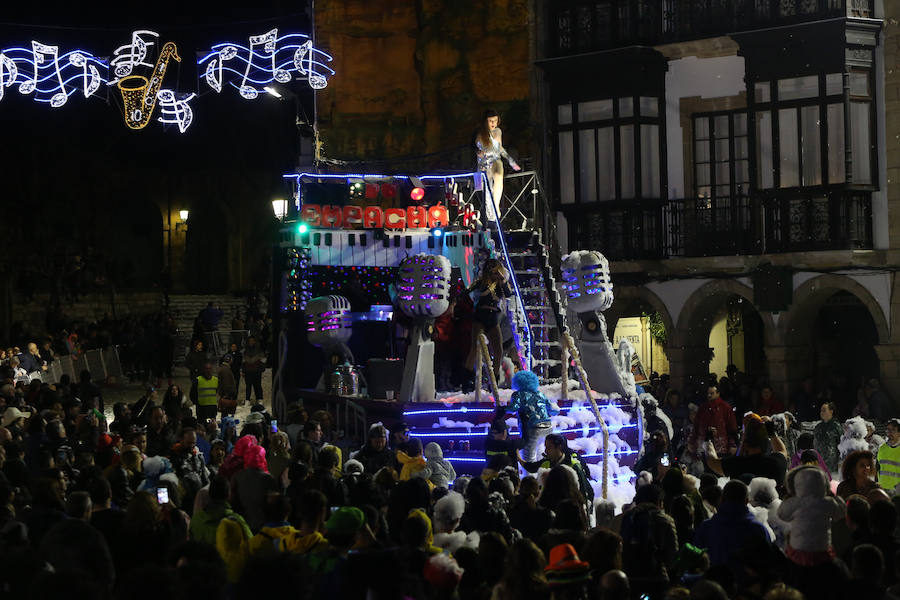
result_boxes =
[560,250,614,313]
[397,253,451,319]
[305,295,353,347]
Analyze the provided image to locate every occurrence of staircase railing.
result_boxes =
[483,173,534,371]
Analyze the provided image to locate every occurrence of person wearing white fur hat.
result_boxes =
[778,465,845,566]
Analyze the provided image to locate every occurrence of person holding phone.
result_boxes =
[689,385,738,458]
[704,414,788,485]
[633,430,671,482]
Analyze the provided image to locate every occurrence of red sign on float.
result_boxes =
[299,204,449,230]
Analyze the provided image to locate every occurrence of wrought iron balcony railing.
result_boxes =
[566,191,872,261]
[551,0,874,57]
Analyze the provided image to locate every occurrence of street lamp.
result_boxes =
[272,199,288,221]
[176,210,189,232]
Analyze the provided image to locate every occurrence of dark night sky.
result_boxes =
[0,2,317,289]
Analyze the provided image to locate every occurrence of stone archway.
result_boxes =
[606,285,676,342]
[605,284,676,377]
[780,274,889,346]
[672,279,777,348]
[668,279,776,393]
[778,274,890,414]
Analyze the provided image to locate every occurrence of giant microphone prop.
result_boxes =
[560,250,635,397]
[305,295,355,391]
[396,253,451,402]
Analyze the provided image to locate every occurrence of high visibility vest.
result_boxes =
[878,442,900,491]
[197,376,219,406]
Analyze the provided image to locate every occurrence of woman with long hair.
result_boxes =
[464,258,512,383]
[836,449,880,500]
[475,109,521,224]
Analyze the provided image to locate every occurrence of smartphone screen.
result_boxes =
[271,420,278,432]
[157,487,169,504]
[660,454,670,467]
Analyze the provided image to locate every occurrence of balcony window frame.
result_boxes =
[749,68,876,193]
[692,110,750,205]
[554,93,665,207]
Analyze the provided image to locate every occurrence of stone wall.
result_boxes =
[315,0,532,168]
[10,292,163,337]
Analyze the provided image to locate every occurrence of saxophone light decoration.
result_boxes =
[117,41,180,130]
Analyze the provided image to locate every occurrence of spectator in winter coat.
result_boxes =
[790,432,832,480]
[694,480,771,578]
[352,424,395,475]
[778,466,844,566]
[689,385,738,457]
[232,444,277,532]
[189,476,251,546]
[421,442,456,489]
[814,402,843,473]
[170,427,209,510]
[397,438,429,484]
[619,483,678,598]
[502,370,559,463]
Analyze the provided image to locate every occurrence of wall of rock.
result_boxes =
[315,0,533,169]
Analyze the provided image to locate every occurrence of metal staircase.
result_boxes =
[479,171,569,384]
[495,229,566,382]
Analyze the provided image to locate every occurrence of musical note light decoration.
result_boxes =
[198,28,335,98]
[106,31,194,133]
[0,41,106,106]
[0,25,332,133]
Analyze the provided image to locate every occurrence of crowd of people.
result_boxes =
[3,353,900,599]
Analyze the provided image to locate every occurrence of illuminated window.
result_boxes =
[555,94,663,204]
[752,70,873,189]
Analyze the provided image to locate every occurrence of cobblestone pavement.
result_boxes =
[100,366,274,426]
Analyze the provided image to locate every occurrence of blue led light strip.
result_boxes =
[402,404,631,417]
[409,423,637,438]
[444,449,638,464]
[283,171,483,182]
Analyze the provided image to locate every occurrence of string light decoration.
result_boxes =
[117,37,182,130]
[156,89,195,133]
[284,247,313,312]
[198,29,335,98]
[0,42,106,106]
[305,266,395,303]
[0,24,328,133]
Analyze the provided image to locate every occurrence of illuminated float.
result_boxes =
[276,171,645,509]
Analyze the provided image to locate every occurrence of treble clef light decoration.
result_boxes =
[117,40,180,130]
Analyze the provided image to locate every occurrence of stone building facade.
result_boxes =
[313,1,899,412]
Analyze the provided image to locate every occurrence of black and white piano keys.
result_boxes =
[295,229,491,283]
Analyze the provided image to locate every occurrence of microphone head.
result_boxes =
[305,295,353,346]
[560,250,613,313]
[397,254,451,319]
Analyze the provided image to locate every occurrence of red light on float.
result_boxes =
[410,187,425,202]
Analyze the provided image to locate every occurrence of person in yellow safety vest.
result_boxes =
[877,418,900,493]
[195,362,220,422]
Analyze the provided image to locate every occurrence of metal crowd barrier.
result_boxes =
[35,346,125,385]
[201,330,249,357]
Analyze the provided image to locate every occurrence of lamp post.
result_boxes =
[272,199,288,221]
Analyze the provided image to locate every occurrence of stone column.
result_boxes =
[874,344,900,404]
[665,345,713,393]
[765,345,812,409]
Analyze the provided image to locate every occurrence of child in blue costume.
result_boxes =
[499,370,559,463]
